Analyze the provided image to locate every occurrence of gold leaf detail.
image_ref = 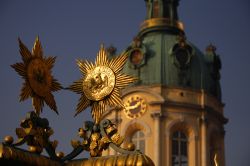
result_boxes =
[95,44,108,66]
[19,82,32,102]
[18,38,32,64]
[90,141,97,150]
[91,101,106,124]
[32,37,43,58]
[68,44,135,124]
[16,128,26,138]
[12,38,62,115]
[75,95,91,116]
[71,140,81,149]
[44,93,58,114]
[32,96,44,114]
[51,78,62,92]
[67,79,83,94]
[11,63,26,78]
[116,73,137,89]
[101,137,110,144]
[111,133,124,146]
[45,57,56,69]
[109,53,128,73]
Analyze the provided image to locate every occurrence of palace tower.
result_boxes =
[104,1,227,166]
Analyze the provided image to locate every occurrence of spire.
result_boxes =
[145,0,180,20]
[140,0,183,36]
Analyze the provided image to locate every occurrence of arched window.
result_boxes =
[132,130,145,153]
[172,131,188,166]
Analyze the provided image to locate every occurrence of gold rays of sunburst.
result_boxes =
[68,45,136,124]
[11,37,62,115]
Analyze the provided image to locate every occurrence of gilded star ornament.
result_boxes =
[68,45,136,124]
[11,37,62,115]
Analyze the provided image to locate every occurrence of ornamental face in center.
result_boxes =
[82,66,115,101]
[27,58,52,97]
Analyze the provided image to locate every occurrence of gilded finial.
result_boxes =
[206,43,217,53]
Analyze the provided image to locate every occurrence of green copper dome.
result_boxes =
[122,0,222,100]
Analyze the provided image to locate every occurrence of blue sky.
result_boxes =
[0,1,249,165]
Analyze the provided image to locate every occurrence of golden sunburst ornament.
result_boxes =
[11,37,62,115]
[68,45,136,124]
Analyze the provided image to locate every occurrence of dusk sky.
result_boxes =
[0,1,249,165]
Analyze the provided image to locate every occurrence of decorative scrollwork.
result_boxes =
[65,119,138,158]
[2,41,145,165]
[4,111,59,159]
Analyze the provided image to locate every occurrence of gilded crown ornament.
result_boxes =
[11,37,62,115]
[68,44,137,124]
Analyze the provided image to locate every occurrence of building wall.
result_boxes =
[103,85,226,166]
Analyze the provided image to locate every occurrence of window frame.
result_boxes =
[131,130,145,153]
[171,131,188,166]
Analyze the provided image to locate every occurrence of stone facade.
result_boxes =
[103,85,226,166]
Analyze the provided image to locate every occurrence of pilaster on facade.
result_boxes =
[151,111,165,166]
[201,113,208,166]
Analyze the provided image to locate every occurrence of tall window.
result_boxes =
[172,131,188,166]
[132,130,145,153]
